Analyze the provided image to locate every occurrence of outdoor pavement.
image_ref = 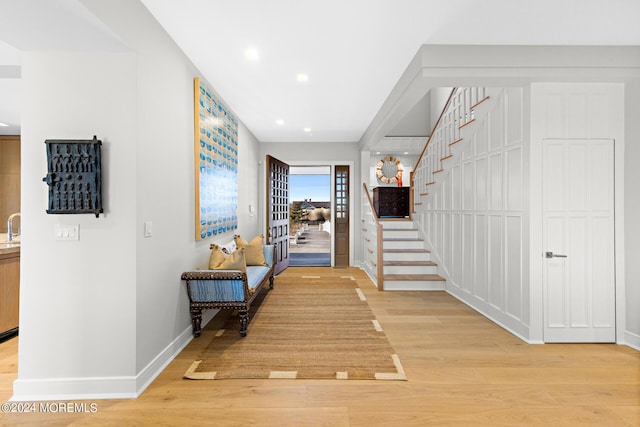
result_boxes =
[289,227,330,266]
[290,227,330,253]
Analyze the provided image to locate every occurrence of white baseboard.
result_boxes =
[12,376,138,402]
[624,330,640,351]
[446,284,531,343]
[11,310,219,402]
[357,262,379,289]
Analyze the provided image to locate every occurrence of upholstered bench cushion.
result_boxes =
[262,245,274,267]
[247,265,271,291]
[188,276,245,302]
[188,265,272,302]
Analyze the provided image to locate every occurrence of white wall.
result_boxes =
[17,51,140,398]
[418,88,530,339]
[624,81,640,349]
[15,0,260,400]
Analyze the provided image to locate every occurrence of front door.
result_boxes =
[542,139,616,342]
[266,155,290,275]
[334,165,349,268]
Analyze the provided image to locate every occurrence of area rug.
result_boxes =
[184,275,406,380]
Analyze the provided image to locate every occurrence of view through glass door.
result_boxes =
[289,166,331,266]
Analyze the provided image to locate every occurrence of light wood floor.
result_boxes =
[1,267,639,426]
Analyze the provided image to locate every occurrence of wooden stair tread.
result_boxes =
[383,237,424,241]
[384,260,437,266]
[384,248,430,253]
[459,118,476,129]
[383,274,445,281]
[471,95,490,110]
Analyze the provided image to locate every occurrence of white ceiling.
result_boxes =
[1,0,640,142]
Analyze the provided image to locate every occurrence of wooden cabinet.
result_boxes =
[373,187,410,218]
[0,250,20,341]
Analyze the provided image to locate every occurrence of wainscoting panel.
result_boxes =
[506,147,523,211]
[418,88,529,339]
[506,215,523,319]
[506,87,524,145]
[475,214,488,301]
[462,213,475,294]
[488,214,504,309]
[489,153,503,211]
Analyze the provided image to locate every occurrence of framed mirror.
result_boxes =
[376,156,402,184]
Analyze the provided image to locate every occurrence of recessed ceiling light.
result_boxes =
[244,48,259,61]
[303,127,311,133]
[275,119,284,126]
[404,152,409,155]
[0,122,8,127]
[296,73,309,83]
[376,152,381,155]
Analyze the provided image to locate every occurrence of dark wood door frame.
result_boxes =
[334,165,350,268]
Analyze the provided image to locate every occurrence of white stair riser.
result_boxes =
[383,281,446,291]
[384,240,424,250]
[380,221,415,230]
[384,265,439,275]
[384,252,430,262]
[383,230,419,239]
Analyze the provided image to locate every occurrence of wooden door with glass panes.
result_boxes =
[266,155,289,275]
[334,165,349,268]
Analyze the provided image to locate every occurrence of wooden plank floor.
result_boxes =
[1,266,639,426]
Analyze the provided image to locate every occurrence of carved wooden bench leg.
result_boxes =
[269,274,274,289]
[239,309,249,337]
[190,308,202,337]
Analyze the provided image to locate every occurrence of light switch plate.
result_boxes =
[144,221,153,238]
[55,224,79,241]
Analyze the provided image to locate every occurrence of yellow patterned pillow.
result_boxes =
[214,247,247,273]
[208,244,227,269]
[235,234,267,266]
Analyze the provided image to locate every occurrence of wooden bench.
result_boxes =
[181,244,275,337]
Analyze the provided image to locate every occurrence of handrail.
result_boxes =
[413,87,458,171]
[362,182,378,226]
[362,183,384,291]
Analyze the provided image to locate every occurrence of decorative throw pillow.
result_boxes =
[235,234,267,266]
[208,244,227,269]
[219,240,236,255]
[214,247,247,273]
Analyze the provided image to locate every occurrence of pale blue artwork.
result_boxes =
[194,78,238,240]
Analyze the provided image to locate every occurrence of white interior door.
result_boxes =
[543,139,616,342]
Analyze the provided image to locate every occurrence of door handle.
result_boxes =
[545,251,567,258]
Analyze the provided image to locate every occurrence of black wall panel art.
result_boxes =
[43,136,103,217]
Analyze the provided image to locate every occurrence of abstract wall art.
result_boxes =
[193,77,238,240]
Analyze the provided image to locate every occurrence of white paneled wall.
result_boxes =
[529,83,625,344]
[418,88,530,339]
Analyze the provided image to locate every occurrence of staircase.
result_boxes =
[412,88,500,204]
[380,219,445,290]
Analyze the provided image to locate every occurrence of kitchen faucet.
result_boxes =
[7,212,20,242]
